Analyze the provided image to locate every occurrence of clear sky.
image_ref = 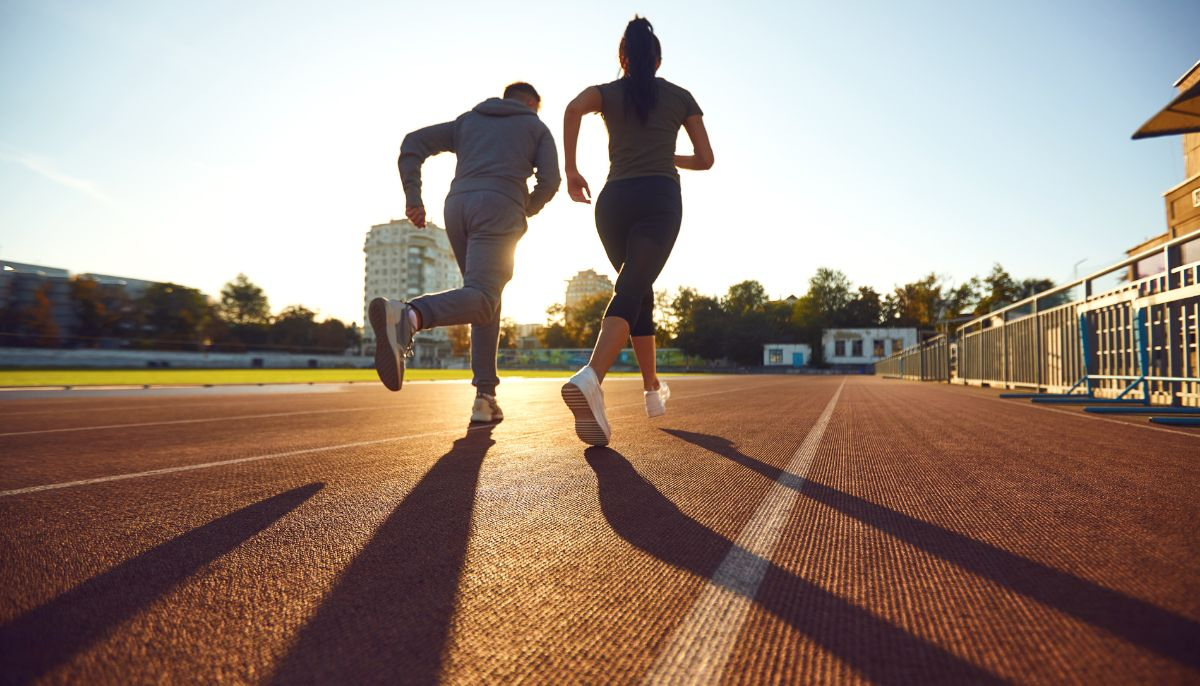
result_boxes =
[1,0,1197,326]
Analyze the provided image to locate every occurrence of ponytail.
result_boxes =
[619,16,661,124]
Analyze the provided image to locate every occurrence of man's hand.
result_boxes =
[406,205,427,228]
[567,170,591,204]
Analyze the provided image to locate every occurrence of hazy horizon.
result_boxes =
[2,0,1197,326]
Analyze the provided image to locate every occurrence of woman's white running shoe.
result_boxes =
[644,381,670,418]
[561,366,611,446]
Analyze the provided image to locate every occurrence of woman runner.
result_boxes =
[560,16,714,446]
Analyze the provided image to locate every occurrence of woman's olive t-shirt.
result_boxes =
[595,77,703,183]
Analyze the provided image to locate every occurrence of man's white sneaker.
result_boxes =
[368,297,416,391]
[471,394,504,423]
[561,366,611,446]
[645,381,670,418]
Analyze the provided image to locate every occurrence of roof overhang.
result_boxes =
[1133,79,1200,139]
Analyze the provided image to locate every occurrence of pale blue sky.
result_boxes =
[1,0,1196,325]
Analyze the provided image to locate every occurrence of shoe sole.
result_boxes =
[561,382,610,446]
[368,298,403,391]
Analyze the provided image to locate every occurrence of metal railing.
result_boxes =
[875,334,951,382]
[875,229,1200,407]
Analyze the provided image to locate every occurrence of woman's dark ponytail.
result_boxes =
[619,16,661,124]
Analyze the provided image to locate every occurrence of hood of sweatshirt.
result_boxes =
[472,97,536,117]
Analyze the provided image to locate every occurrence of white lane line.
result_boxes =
[0,426,489,498]
[643,378,845,686]
[0,376,778,438]
[0,400,235,419]
[0,376,809,498]
[0,405,396,438]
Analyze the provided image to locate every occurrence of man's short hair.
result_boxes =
[503,82,540,103]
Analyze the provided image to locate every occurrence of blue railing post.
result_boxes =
[1078,313,1093,396]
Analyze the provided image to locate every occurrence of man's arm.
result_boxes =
[397,121,456,224]
[526,126,561,217]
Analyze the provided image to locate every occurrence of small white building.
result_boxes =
[823,328,918,365]
[763,343,812,368]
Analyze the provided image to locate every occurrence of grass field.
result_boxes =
[0,368,642,388]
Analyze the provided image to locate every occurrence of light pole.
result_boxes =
[1072,258,1088,281]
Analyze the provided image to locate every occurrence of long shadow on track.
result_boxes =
[268,424,496,686]
[0,482,324,685]
[663,428,1200,673]
[585,447,1004,685]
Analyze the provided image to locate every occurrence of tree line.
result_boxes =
[3,265,1054,362]
[1,273,360,353]
[535,264,1056,366]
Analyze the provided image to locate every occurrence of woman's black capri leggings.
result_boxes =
[594,175,683,337]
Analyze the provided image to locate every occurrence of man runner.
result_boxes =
[370,82,560,423]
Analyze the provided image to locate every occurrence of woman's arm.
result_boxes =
[563,86,602,203]
[674,114,714,171]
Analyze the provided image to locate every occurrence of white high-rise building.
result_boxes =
[362,219,462,367]
[565,269,613,310]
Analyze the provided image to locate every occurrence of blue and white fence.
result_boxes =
[876,229,1200,408]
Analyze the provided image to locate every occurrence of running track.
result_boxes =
[0,375,1197,685]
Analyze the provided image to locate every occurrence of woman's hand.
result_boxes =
[567,170,592,204]
[676,115,714,171]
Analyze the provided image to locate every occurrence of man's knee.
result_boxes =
[463,284,502,323]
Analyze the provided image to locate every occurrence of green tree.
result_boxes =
[0,280,21,347]
[670,287,725,361]
[722,280,768,315]
[971,265,1054,316]
[788,294,826,363]
[973,264,1019,315]
[70,277,109,345]
[446,324,471,355]
[313,318,360,353]
[763,299,798,341]
[540,295,609,347]
[808,268,854,322]
[652,291,675,347]
[882,274,943,328]
[840,286,883,327]
[139,283,210,348]
[23,284,61,347]
[270,305,318,350]
[566,294,609,347]
[499,317,518,349]
[220,274,271,325]
[538,322,574,348]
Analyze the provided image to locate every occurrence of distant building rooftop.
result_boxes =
[1,260,70,279]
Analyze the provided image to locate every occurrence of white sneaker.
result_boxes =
[368,297,416,392]
[561,366,611,446]
[471,394,504,423]
[644,381,670,418]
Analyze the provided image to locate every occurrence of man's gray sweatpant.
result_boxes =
[409,190,526,396]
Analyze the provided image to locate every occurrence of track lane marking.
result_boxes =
[0,405,402,438]
[643,378,845,685]
[0,376,806,497]
[0,430,469,497]
[0,376,783,438]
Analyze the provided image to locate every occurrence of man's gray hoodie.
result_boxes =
[398,98,560,218]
